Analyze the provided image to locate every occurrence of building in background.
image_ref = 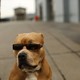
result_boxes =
[35,0,53,21]
[36,0,79,23]
[14,7,27,20]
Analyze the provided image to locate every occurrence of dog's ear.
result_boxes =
[39,33,44,44]
[17,33,22,37]
[16,33,19,38]
[39,33,44,38]
[15,34,20,41]
[14,33,23,43]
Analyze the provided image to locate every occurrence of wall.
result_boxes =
[69,0,79,23]
[53,0,79,23]
[53,0,64,22]
[36,0,47,21]
[36,0,79,23]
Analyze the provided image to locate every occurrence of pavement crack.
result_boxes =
[48,32,80,58]
[45,47,66,80]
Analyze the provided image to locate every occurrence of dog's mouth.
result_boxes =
[18,60,41,73]
[17,52,37,70]
[19,62,37,70]
[17,52,41,72]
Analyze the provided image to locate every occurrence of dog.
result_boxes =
[9,32,52,80]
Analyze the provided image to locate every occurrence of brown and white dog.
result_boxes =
[9,32,52,80]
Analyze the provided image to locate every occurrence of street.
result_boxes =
[0,21,80,80]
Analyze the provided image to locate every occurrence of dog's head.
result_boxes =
[12,32,45,73]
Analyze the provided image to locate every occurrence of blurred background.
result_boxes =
[0,0,80,23]
[0,0,35,21]
[0,0,80,80]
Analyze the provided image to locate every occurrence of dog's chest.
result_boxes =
[25,73,37,80]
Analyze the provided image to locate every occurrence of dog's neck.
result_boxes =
[25,73,38,80]
[15,63,41,80]
[23,66,41,80]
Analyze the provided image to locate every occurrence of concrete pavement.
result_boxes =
[0,21,80,80]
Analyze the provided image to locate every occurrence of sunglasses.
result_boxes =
[13,43,43,51]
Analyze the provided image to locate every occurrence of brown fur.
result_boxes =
[9,32,52,80]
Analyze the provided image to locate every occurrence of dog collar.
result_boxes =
[28,68,41,73]
[29,64,41,73]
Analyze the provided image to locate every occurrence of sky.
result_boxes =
[1,0,35,18]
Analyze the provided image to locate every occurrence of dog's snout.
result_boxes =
[18,53,27,59]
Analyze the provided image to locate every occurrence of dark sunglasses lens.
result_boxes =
[27,44,42,50]
[13,44,23,50]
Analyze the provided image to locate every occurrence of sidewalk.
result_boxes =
[32,22,80,80]
[0,21,80,80]
[45,29,80,80]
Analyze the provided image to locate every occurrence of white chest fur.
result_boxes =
[25,73,37,80]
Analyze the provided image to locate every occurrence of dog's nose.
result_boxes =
[18,52,27,60]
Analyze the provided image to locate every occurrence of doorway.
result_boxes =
[39,4,43,20]
[64,0,69,22]
[47,0,53,21]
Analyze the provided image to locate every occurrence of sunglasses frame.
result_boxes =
[13,43,43,51]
